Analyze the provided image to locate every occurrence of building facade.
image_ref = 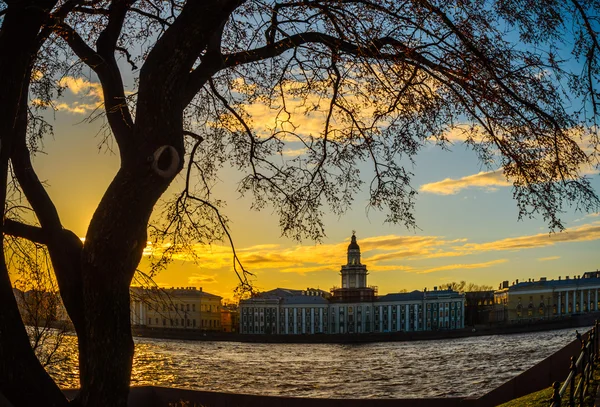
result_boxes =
[130,286,222,331]
[240,234,465,334]
[464,290,496,326]
[494,272,600,323]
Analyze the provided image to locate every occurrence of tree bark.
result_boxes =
[0,1,69,406]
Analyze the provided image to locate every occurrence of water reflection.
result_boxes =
[49,327,582,398]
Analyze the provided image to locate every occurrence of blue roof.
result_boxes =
[282,296,329,305]
[378,289,461,302]
[508,275,600,291]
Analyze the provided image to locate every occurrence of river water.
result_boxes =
[48,327,584,398]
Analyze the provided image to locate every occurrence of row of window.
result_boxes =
[146,317,220,328]
[242,302,462,315]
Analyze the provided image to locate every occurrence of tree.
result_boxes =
[440,281,493,293]
[1,1,599,406]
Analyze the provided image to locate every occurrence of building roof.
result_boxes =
[348,234,360,250]
[378,289,461,302]
[282,296,329,305]
[500,272,600,292]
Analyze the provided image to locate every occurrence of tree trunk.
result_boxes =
[77,145,182,406]
[0,1,68,406]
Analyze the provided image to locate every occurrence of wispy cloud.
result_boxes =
[188,274,217,285]
[31,76,104,114]
[418,259,508,274]
[143,221,600,276]
[538,256,560,262]
[420,170,510,195]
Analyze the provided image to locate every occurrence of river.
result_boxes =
[47,327,583,398]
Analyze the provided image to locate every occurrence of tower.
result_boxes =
[341,232,368,288]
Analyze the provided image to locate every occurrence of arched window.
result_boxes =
[516,304,523,318]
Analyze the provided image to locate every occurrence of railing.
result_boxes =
[550,320,599,406]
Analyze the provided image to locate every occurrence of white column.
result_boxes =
[558,292,562,316]
[301,308,306,334]
[405,304,409,331]
[141,301,146,325]
[414,305,418,331]
[397,305,401,331]
[293,308,297,334]
[310,308,315,334]
[588,290,591,313]
[596,289,599,311]
[319,308,323,333]
[581,290,584,312]
[388,305,392,331]
[379,306,383,331]
[566,291,569,314]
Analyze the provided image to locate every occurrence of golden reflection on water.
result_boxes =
[43,327,582,398]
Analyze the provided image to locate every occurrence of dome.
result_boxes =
[348,234,360,250]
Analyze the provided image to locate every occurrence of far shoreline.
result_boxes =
[131,312,598,344]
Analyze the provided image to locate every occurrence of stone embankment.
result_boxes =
[134,312,600,344]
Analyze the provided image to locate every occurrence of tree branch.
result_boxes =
[3,219,49,244]
[54,1,136,157]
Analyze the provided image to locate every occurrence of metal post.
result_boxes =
[594,320,600,360]
[590,328,595,383]
[551,381,561,407]
[569,356,576,407]
[580,341,586,403]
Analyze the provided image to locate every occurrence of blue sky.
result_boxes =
[26,76,600,301]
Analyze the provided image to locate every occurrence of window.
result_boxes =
[192,304,196,312]
[148,318,151,325]
[187,304,190,312]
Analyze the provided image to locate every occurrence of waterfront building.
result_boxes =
[240,233,465,334]
[130,286,222,331]
[220,302,240,333]
[464,290,496,326]
[493,272,600,323]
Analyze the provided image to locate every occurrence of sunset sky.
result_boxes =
[26,72,600,302]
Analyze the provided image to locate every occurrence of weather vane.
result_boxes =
[352,229,356,236]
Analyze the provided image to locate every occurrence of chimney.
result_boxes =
[516,279,519,284]
[434,286,438,291]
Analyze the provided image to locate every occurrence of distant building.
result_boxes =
[464,291,495,326]
[240,233,465,334]
[494,272,600,323]
[130,286,222,331]
[12,287,60,326]
[220,303,239,333]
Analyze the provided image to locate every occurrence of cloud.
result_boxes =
[31,76,104,115]
[420,170,510,195]
[460,222,600,253]
[538,256,560,262]
[143,221,600,277]
[418,259,508,274]
[58,76,103,100]
[188,274,217,285]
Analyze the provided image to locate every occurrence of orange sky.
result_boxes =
[16,75,600,302]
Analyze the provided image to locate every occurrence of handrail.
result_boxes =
[550,320,599,407]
